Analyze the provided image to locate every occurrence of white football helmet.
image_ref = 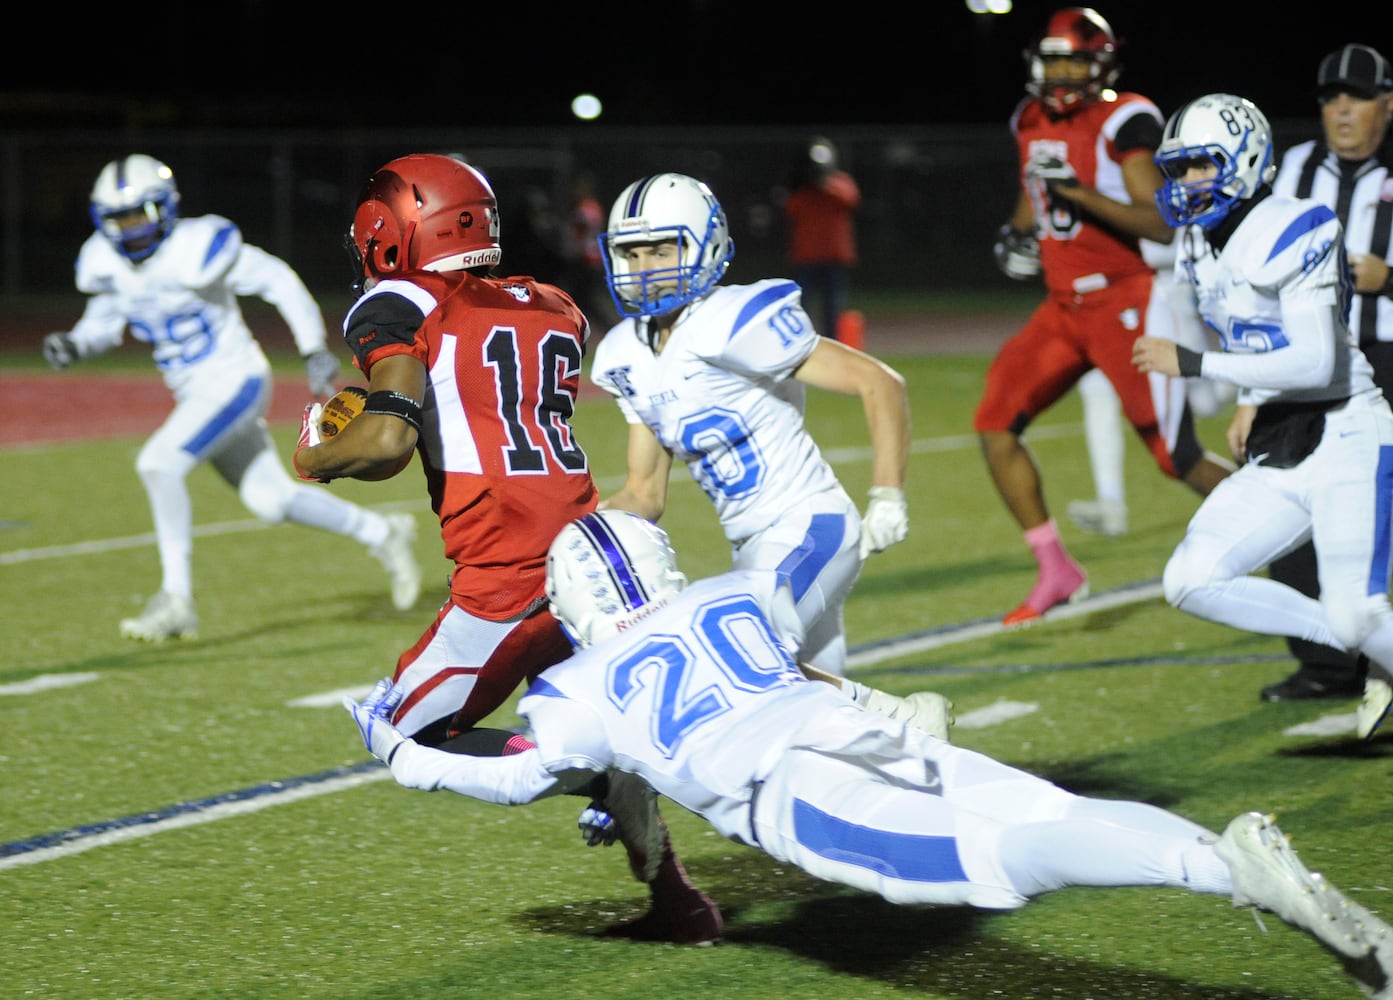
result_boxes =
[89,154,180,261]
[598,173,734,319]
[545,510,688,648]
[1155,94,1276,230]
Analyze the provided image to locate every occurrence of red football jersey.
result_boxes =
[345,272,598,620]
[1011,92,1162,295]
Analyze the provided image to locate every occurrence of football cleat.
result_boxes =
[1335,896,1393,999]
[1003,568,1089,627]
[604,811,723,946]
[1259,666,1365,703]
[1357,677,1392,742]
[1066,498,1128,537]
[119,591,198,642]
[371,513,421,611]
[1215,812,1376,966]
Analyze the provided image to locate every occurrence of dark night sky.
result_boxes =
[15,3,1393,130]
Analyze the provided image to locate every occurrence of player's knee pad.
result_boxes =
[238,474,294,524]
[1323,593,1392,653]
[1161,544,1207,609]
[134,444,196,485]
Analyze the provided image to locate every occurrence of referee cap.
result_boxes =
[1317,44,1393,99]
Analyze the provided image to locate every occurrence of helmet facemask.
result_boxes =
[1024,7,1119,118]
[1154,94,1276,229]
[89,155,180,262]
[600,174,734,320]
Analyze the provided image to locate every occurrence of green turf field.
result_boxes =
[3,350,1389,1000]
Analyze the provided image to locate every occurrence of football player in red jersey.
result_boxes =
[293,154,721,944]
[977,6,1233,626]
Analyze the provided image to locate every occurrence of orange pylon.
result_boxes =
[835,309,865,349]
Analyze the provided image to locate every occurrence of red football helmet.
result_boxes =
[349,153,502,286]
[1024,7,1120,117]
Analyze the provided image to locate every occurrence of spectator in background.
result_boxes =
[782,136,860,341]
[559,172,614,328]
[42,153,421,642]
[1258,42,1393,703]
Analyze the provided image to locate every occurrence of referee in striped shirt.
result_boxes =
[1261,43,1393,703]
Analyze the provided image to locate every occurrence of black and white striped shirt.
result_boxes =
[1273,139,1393,346]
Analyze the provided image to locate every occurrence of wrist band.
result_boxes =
[364,390,423,431]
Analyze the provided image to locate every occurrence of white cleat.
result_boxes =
[1066,498,1128,537]
[119,591,198,642]
[371,513,421,611]
[862,688,955,742]
[1337,897,1393,999]
[1357,677,1392,742]
[1215,811,1377,974]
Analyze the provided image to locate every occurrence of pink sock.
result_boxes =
[1021,520,1086,610]
[502,734,537,755]
[1023,519,1071,573]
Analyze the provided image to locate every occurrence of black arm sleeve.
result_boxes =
[343,292,425,370]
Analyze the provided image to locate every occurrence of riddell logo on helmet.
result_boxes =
[461,249,502,268]
[615,597,672,633]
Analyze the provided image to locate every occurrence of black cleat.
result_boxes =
[1260,666,1365,703]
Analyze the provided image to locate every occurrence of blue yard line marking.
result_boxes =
[0,763,388,870]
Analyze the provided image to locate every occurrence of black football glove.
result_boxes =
[42,333,81,370]
[993,226,1041,281]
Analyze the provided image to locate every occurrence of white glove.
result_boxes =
[992,225,1040,281]
[304,349,340,399]
[860,486,908,557]
[293,402,324,482]
[342,678,406,765]
[856,685,954,742]
[42,333,80,370]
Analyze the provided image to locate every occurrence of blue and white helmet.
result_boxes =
[1154,94,1276,230]
[598,173,734,319]
[546,510,688,648]
[89,154,180,262]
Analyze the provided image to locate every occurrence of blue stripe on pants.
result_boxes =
[182,376,264,458]
[1371,445,1393,596]
[793,797,967,883]
[776,513,845,603]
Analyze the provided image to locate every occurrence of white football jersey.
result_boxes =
[518,569,837,841]
[385,569,853,842]
[1175,196,1377,407]
[590,280,847,542]
[68,215,326,395]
